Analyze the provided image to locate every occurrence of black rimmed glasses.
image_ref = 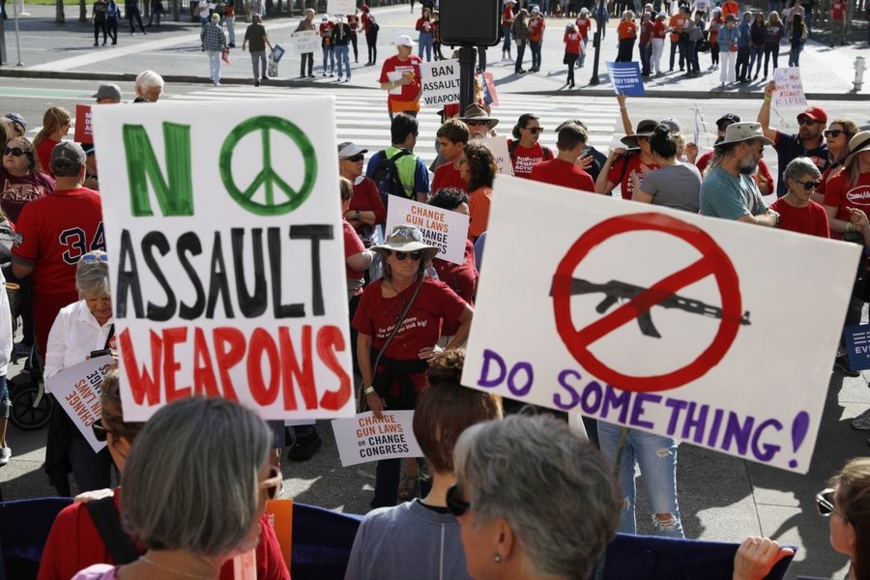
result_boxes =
[824,129,845,138]
[526,126,543,134]
[346,153,365,162]
[798,118,820,126]
[794,179,821,191]
[466,120,490,127]
[2,147,26,157]
[383,249,423,261]
[446,484,471,517]
[816,488,848,521]
[92,419,111,442]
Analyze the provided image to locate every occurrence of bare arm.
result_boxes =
[444,305,474,350]
[12,261,33,279]
[617,93,633,136]
[756,81,779,143]
[825,204,850,234]
[737,209,779,227]
[595,148,625,194]
[357,331,385,418]
[346,249,374,272]
[345,209,378,226]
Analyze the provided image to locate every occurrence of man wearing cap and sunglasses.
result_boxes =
[459,103,498,141]
[696,112,774,196]
[758,81,829,197]
[338,142,386,241]
[700,122,780,227]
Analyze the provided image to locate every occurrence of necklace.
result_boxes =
[140,554,214,579]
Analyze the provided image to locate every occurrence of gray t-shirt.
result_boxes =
[700,165,768,219]
[638,162,703,213]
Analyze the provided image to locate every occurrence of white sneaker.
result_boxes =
[851,408,870,430]
[0,447,11,466]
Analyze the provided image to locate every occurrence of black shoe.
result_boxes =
[255,80,260,86]
[835,353,861,377]
[229,42,235,48]
[288,432,322,461]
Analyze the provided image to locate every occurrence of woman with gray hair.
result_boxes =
[44,250,114,494]
[449,414,621,580]
[769,157,828,237]
[71,396,282,579]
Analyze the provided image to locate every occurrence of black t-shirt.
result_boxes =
[774,132,829,197]
[93,0,108,21]
[244,23,268,52]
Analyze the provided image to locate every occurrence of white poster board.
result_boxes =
[92,98,354,421]
[482,136,514,176]
[291,30,318,54]
[419,60,460,107]
[461,176,860,473]
[331,410,422,466]
[327,0,355,16]
[385,196,469,265]
[773,67,808,109]
[45,356,114,453]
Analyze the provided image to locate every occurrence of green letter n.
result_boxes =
[124,123,194,217]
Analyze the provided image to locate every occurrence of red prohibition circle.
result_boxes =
[552,212,743,393]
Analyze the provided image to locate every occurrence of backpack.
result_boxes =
[508,140,552,163]
[369,149,412,208]
[369,17,380,32]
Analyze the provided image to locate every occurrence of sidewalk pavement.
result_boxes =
[1,3,868,100]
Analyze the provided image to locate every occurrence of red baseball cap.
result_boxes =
[797,106,827,124]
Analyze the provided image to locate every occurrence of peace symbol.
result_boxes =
[219,116,317,216]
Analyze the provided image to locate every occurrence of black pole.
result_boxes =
[590,9,606,85]
[458,44,476,112]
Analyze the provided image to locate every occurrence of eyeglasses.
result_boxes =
[466,120,490,127]
[260,465,283,500]
[793,178,821,190]
[446,484,471,517]
[80,253,109,264]
[798,118,820,126]
[816,488,848,521]
[383,249,423,261]
[525,126,543,134]
[92,419,111,442]
[346,153,365,162]
[2,147,26,157]
[824,129,845,138]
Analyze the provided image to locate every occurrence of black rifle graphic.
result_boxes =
[552,278,751,339]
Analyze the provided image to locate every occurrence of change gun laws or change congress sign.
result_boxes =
[385,196,469,265]
[93,97,354,421]
[461,176,860,473]
[331,410,422,466]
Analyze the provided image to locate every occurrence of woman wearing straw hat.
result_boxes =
[353,225,473,508]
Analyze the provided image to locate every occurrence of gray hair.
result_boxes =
[76,251,110,299]
[121,397,273,556]
[135,69,165,91]
[783,156,822,184]
[454,415,620,580]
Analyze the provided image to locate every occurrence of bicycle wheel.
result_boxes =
[9,385,53,431]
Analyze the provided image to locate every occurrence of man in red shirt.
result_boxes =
[432,119,470,194]
[530,123,595,192]
[12,142,104,356]
[830,0,846,47]
[379,34,422,120]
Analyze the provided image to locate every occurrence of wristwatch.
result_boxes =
[364,386,375,395]
[355,209,361,220]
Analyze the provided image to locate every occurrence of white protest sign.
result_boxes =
[291,30,318,54]
[45,356,114,453]
[482,136,514,176]
[461,176,861,473]
[419,60,460,107]
[331,410,422,466]
[773,67,807,109]
[385,196,469,265]
[327,0,355,16]
[92,98,354,421]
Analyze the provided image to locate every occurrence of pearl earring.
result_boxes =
[493,554,502,563]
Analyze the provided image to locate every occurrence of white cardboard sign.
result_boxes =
[461,176,860,473]
[327,0,355,16]
[331,410,422,466]
[46,356,114,453]
[773,67,808,109]
[385,196,469,265]
[482,136,514,176]
[291,30,318,54]
[419,60,461,107]
[92,98,354,421]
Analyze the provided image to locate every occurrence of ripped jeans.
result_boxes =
[598,422,685,538]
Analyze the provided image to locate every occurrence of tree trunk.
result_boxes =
[80,0,87,21]
[173,0,179,21]
[56,0,65,22]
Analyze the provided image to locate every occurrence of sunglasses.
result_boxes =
[346,153,365,162]
[260,465,283,500]
[794,178,821,191]
[824,129,845,138]
[383,249,423,261]
[80,253,109,264]
[798,118,820,126]
[446,484,471,517]
[466,120,490,127]
[525,126,543,134]
[2,147,27,157]
[92,418,111,442]
[816,488,847,520]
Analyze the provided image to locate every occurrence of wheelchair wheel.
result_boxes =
[9,385,53,431]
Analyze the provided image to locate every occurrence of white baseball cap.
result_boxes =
[395,34,416,47]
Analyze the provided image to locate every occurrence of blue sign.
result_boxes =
[606,61,645,96]
[272,44,286,63]
[844,324,870,371]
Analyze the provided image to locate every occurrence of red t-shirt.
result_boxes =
[35,137,60,176]
[416,17,432,33]
[468,186,493,240]
[379,54,423,114]
[607,154,660,199]
[640,21,654,44]
[343,218,366,286]
[501,5,514,26]
[722,0,740,18]
[36,492,290,580]
[348,14,359,31]
[575,16,591,39]
[831,0,846,20]
[530,158,595,192]
[361,12,373,32]
[817,163,844,198]
[352,277,467,391]
[508,140,554,179]
[528,15,545,42]
[432,161,468,193]
[319,21,334,45]
[433,239,477,336]
[348,176,387,231]
[0,168,55,223]
[653,19,667,40]
[564,32,582,54]
[618,20,638,40]
[669,15,685,42]
[769,198,830,238]
[12,187,103,295]
[824,171,870,236]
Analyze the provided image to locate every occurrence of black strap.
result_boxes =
[103,324,115,350]
[86,497,141,564]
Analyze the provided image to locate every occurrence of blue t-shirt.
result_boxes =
[773,132,829,197]
[700,165,767,219]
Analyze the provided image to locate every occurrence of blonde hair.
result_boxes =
[33,106,70,149]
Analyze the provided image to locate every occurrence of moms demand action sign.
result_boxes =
[461,176,860,473]
[92,98,354,421]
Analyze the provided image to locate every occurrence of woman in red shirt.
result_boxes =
[528,6,546,72]
[574,7,593,67]
[507,113,555,179]
[415,7,434,62]
[639,11,654,76]
[563,23,583,88]
[32,106,71,177]
[616,10,638,62]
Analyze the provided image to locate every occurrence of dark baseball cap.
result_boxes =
[51,142,87,176]
[716,113,741,128]
[3,113,26,133]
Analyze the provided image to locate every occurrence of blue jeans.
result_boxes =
[530,40,542,69]
[0,375,9,420]
[515,38,527,72]
[69,430,113,492]
[334,44,351,79]
[502,25,512,54]
[749,46,761,77]
[598,422,685,538]
[418,32,433,61]
[322,45,334,74]
[640,42,652,74]
[579,37,588,66]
